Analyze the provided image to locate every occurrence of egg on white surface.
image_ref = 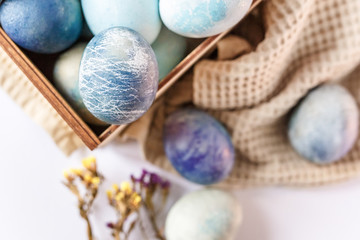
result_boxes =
[160,0,253,38]
[165,189,242,240]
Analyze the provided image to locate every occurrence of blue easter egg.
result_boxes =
[159,0,253,38]
[81,0,161,44]
[163,109,235,185]
[288,84,359,164]
[0,0,82,54]
[79,27,159,125]
[53,43,107,126]
[152,26,187,81]
[165,189,242,240]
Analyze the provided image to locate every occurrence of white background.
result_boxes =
[1,88,360,240]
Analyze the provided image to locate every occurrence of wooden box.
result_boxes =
[0,0,261,150]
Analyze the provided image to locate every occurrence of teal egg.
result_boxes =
[152,26,187,80]
[160,0,253,38]
[81,0,161,44]
[166,189,242,240]
[53,43,107,126]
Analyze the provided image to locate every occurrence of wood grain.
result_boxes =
[0,28,100,150]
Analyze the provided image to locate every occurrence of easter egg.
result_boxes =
[288,84,359,164]
[152,26,187,80]
[79,27,159,125]
[163,109,235,185]
[81,0,161,44]
[159,0,253,38]
[0,0,82,54]
[53,43,107,126]
[165,189,242,240]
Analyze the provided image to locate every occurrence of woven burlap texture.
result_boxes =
[122,0,360,187]
[0,47,84,155]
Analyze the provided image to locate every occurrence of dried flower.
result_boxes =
[131,169,171,240]
[107,181,142,240]
[63,156,103,240]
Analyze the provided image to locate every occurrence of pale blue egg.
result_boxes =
[166,189,242,240]
[0,0,82,54]
[79,27,159,125]
[152,26,187,81]
[53,43,107,126]
[288,84,359,164]
[160,0,253,38]
[81,0,161,44]
[163,109,235,185]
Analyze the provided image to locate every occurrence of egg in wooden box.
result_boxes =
[81,0,161,44]
[152,26,187,81]
[79,27,159,125]
[53,43,107,126]
[0,0,82,54]
[160,0,253,38]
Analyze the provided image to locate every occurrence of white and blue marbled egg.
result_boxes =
[0,0,82,54]
[288,84,359,164]
[163,109,235,185]
[81,0,161,44]
[159,0,253,38]
[152,26,187,81]
[53,43,107,126]
[165,189,242,240]
[79,27,159,125]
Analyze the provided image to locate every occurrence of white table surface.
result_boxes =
[1,88,360,240]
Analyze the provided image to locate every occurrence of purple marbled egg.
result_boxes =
[288,84,359,164]
[163,109,235,185]
[79,27,159,125]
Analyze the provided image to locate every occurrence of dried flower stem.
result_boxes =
[63,157,103,240]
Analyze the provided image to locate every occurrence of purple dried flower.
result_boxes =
[150,173,162,185]
[161,180,171,189]
[106,222,114,229]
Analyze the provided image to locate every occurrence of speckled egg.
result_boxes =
[81,0,161,44]
[288,84,359,164]
[163,109,235,185]
[152,26,187,80]
[79,27,159,125]
[0,0,82,54]
[53,43,107,126]
[165,189,242,240]
[159,0,253,38]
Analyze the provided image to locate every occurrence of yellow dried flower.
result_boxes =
[115,192,125,202]
[112,184,119,192]
[121,182,132,194]
[63,171,76,182]
[70,168,83,176]
[131,194,142,207]
[106,190,113,200]
[91,177,100,186]
[84,174,92,183]
[82,156,96,171]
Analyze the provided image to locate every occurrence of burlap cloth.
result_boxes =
[2,0,360,187]
[121,0,360,187]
